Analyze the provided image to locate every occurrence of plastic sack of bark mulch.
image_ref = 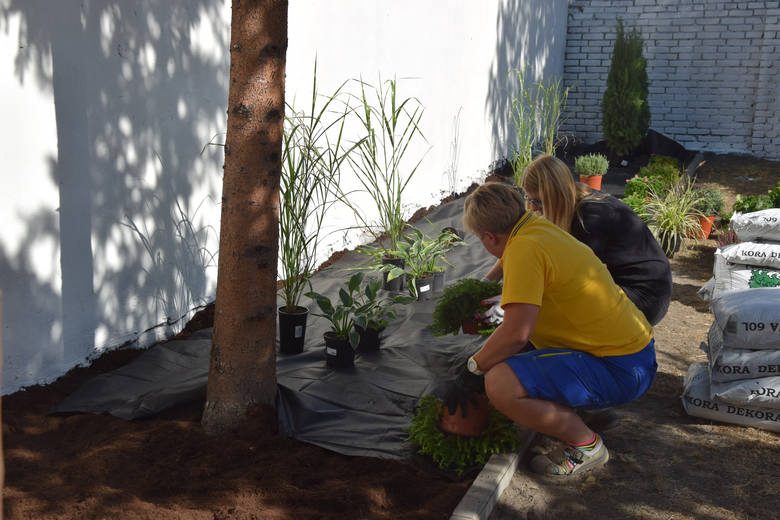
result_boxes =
[710,288,780,350]
[717,241,780,270]
[697,251,780,302]
[730,209,780,242]
[681,362,780,432]
[704,328,780,383]
[709,372,780,410]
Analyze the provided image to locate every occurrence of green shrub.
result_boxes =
[574,153,609,177]
[637,158,681,189]
[648,155,681,170]
[602,19,650,156]
[693,188,725,216]
[722,181,780,225]
[622,193,651,222]
[624,174,666,200]
[429,278,502,336]
[406,394,519,477]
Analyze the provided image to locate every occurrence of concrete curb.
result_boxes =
[450,429,537,520]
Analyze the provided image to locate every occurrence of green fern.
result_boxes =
[406,394,520,476]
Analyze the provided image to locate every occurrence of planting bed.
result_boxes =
[4,153,780,520]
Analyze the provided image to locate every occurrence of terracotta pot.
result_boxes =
[692,215,716,240]
[278,306,308,355]
[438,394,490,437]
[579,174,603,191]
[461,317,481,335]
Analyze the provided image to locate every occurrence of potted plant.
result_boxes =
[381,227,463,300]
[305,273,364,368]
[691,187,725,239]
[406,394,519,478]
[305,272,411,366]
[352,276,414,351]
[644,175,706,258]
[278,66,357,355]
[335,77,428,290]
[429,278,503,336]
[574,153,609,190]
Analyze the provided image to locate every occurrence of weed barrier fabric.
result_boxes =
[53,197,500,460]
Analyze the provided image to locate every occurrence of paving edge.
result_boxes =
[450,429,537,520]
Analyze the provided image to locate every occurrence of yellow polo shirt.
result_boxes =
[500,212,653,357]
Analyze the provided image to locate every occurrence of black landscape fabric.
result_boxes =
[52,197,499,459]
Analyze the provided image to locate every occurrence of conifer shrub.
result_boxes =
[602,19,650,157]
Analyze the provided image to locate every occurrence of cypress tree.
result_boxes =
[602,19,650,157]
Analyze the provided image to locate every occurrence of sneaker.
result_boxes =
[578,408,621,431]
[529,441,609,478]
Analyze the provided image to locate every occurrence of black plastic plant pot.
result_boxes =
[324,331,355,368]
[278,306,308,355]
[356,325,384,351]
[381,256,405,291]
[414,275,435,301]
[433,271,446,292]
[442,226,464,240]
[660,234,682,259]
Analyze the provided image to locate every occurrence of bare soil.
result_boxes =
[4,153,780,520]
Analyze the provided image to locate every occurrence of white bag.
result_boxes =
[698,252,780,302]
[711,288,780,350]
[681,363,780,432]
[710,374,780,409]
[731,209,780,242]
[717,241,780,270]
[705,329,780,382]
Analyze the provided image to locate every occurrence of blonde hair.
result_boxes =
[463,182,526,235]
[521,155,592,233]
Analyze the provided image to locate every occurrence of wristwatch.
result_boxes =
[467,355,484,375]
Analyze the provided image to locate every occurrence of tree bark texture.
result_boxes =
[202,0,288,435]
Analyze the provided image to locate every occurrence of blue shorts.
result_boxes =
[503,339,657,410]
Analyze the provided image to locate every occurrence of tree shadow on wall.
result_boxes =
[0,1,225,390]
[485,0,568,163]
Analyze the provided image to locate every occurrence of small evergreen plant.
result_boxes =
[574,153,609,177]
[602,19,650,157]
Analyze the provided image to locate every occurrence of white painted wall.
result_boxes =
[0,0,566,394]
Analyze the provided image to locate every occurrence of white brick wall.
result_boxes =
[563,0,780,159]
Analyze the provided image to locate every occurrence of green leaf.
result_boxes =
[354,315,367,330]
[348,329,361,350]
[366,278,379,300]
[339,288,353,307]
[348,272,363,293]
[386,266,406,281]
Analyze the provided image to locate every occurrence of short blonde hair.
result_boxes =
[522,155,590,233]
[463,182,526,235]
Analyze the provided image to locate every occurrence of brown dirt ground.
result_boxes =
[3,153,780,520]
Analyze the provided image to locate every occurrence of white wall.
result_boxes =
[0,0,566,394]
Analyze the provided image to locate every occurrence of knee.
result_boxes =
[484,363,526,406]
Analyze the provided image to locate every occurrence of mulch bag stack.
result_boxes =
[698,209,780,302]
[683,209,780,432]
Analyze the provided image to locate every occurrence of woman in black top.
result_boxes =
[485,155,672,325]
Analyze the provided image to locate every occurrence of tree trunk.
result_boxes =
[202,0,288,435]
